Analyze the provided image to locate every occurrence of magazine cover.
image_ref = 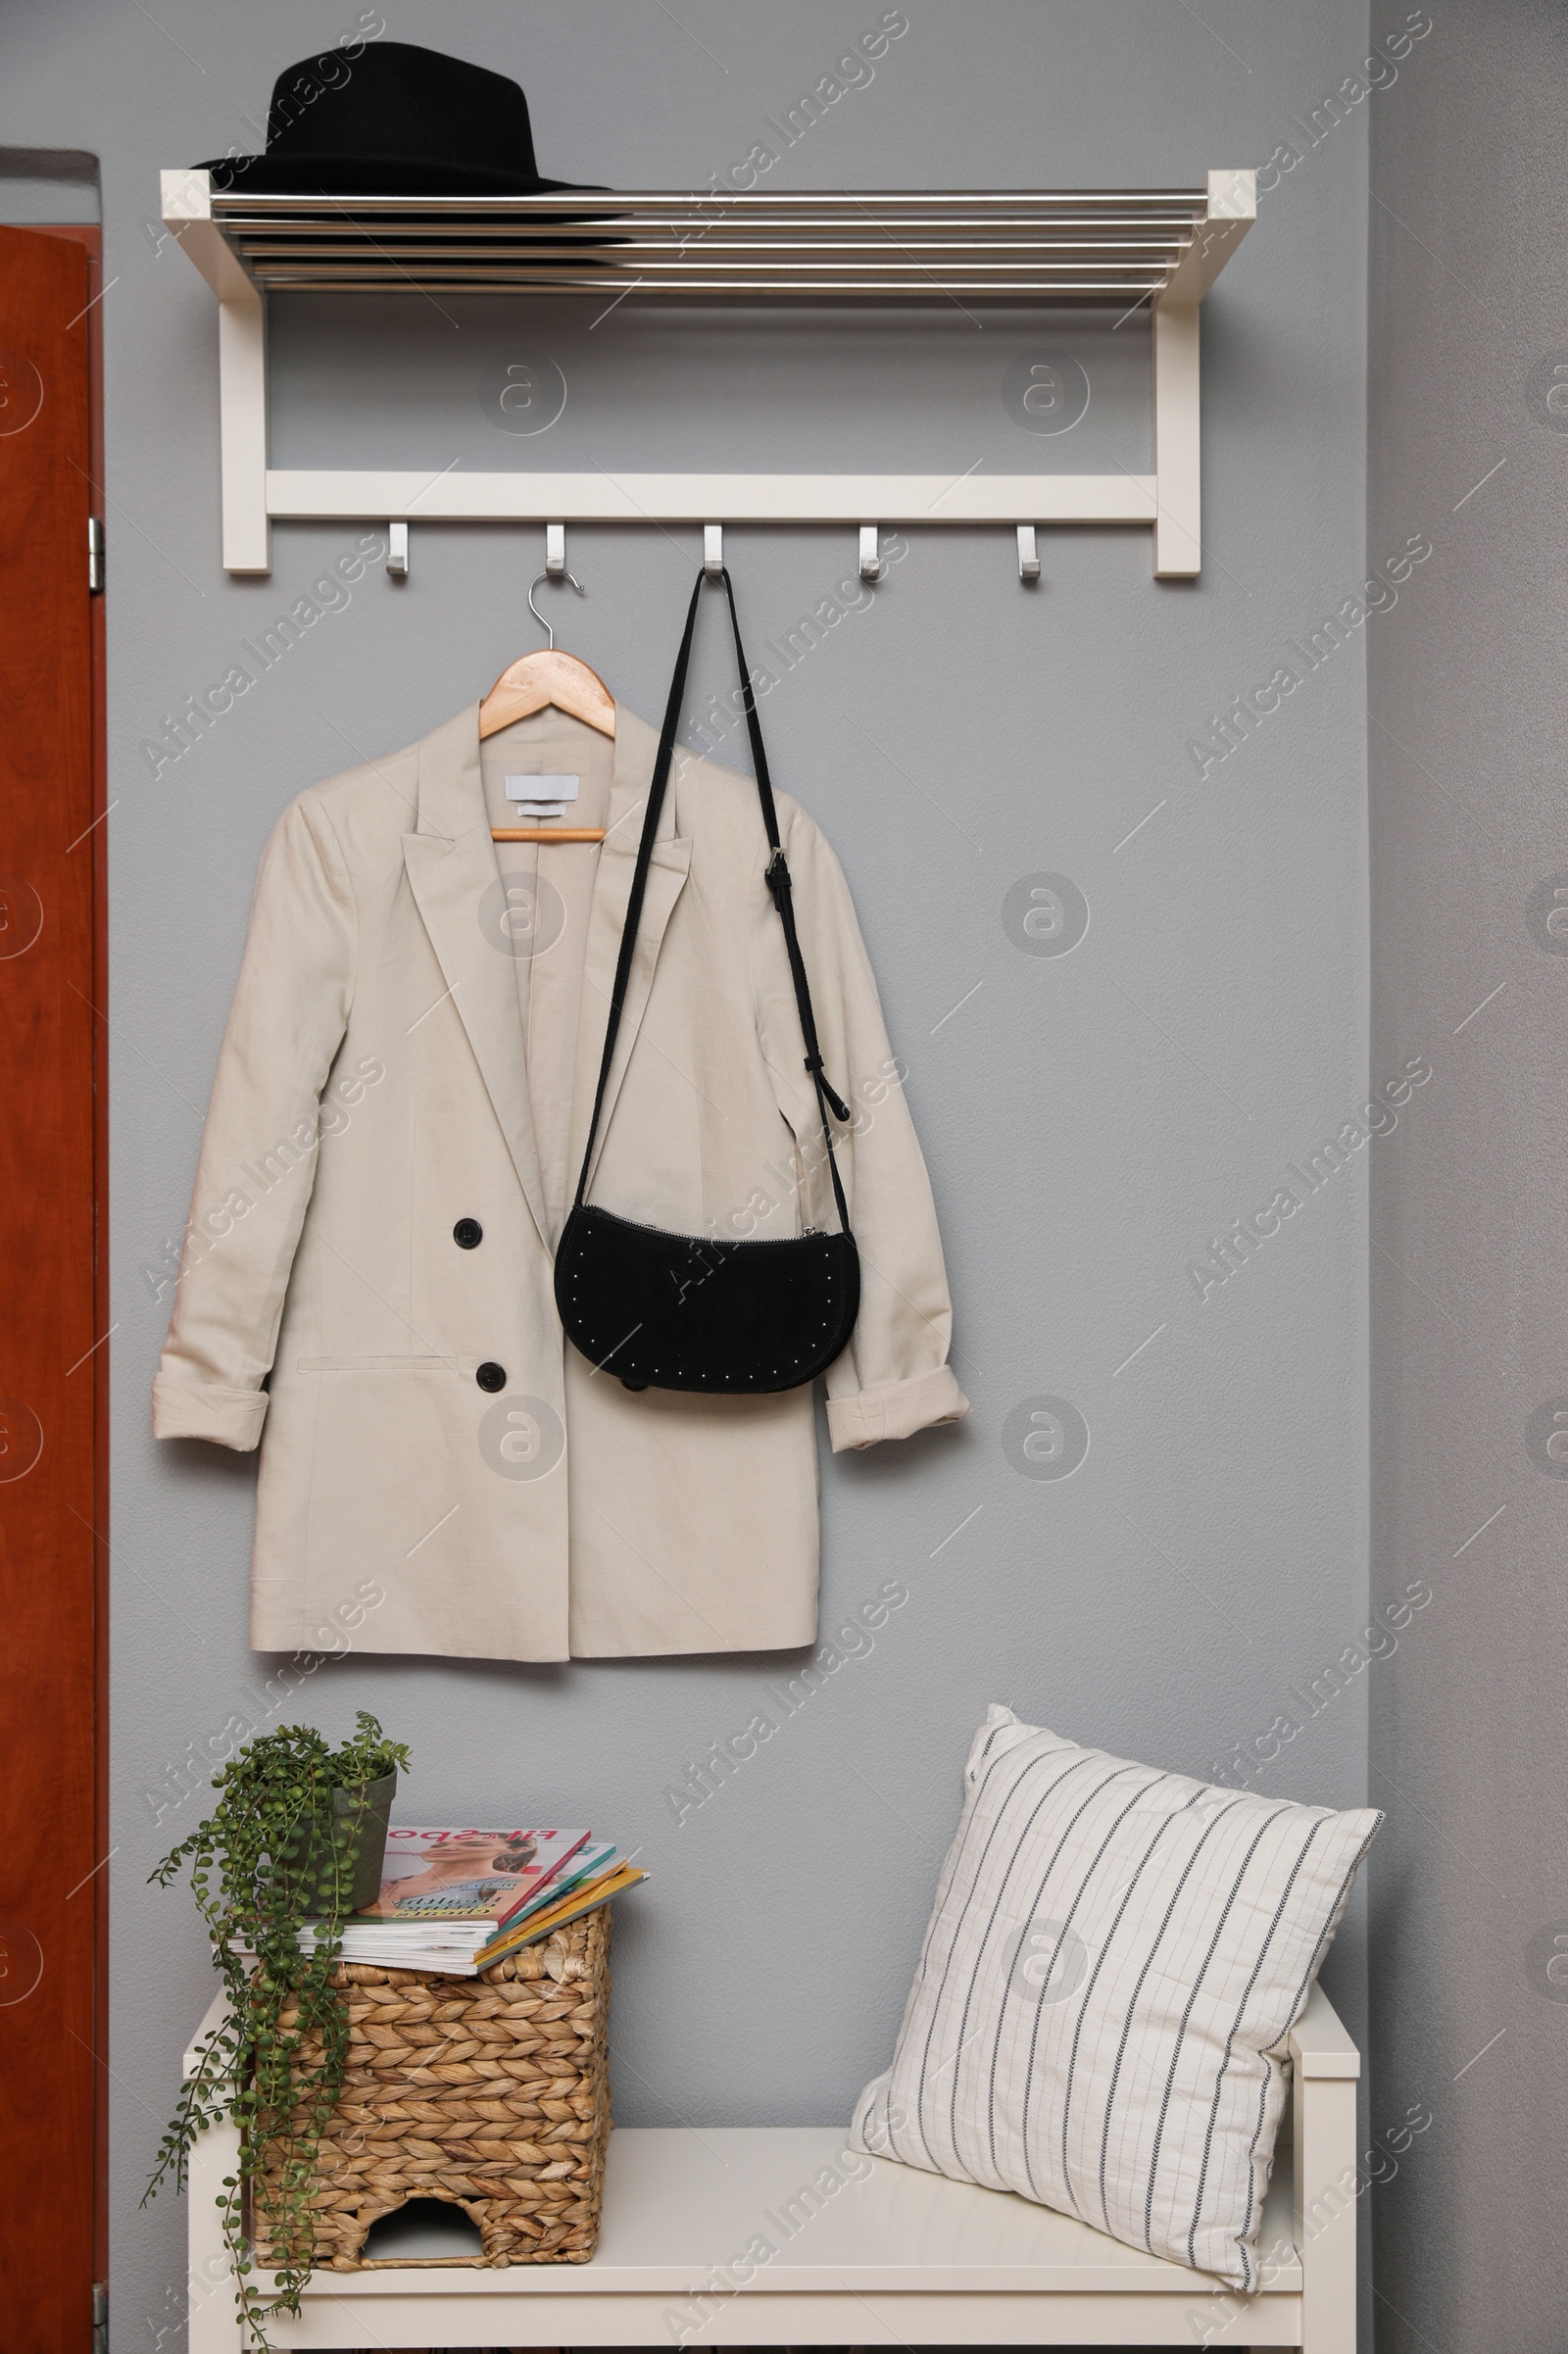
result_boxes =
[360,1827,591,1922]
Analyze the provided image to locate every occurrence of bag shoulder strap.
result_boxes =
[572,564,852,1235]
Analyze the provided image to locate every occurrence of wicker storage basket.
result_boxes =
[257,1907,610,2269]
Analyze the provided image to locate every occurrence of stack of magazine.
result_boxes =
[301,1826,645,1975]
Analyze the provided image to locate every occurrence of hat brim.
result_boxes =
[197,153,607,199]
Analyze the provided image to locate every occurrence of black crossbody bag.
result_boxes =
[554,564,860,1394]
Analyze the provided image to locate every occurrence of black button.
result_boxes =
[453,1217,483,1250]
[475,1361,507,1393]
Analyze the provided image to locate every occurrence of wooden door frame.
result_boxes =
[24,216,109,2307]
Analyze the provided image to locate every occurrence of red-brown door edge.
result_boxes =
[0,220,108,2346]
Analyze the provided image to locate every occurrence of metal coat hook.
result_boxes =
[528,567,586,649]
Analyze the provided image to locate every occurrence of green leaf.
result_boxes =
[144,1711,408,2351]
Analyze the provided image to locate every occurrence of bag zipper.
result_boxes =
[571,1205,834,1247]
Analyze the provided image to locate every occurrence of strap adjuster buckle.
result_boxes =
[805,1054,852,1123]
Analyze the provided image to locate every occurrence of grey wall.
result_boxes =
[1368,2,1568,2347]
[0,4,1383,2344]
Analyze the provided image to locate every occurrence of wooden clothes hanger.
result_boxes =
[480,570,613,843]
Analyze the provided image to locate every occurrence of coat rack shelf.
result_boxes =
[161,168,1254,580]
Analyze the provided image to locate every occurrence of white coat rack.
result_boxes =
[160,170,1254,581]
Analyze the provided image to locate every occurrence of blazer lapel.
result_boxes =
[569,706,693,1195]
[402,705,551,1252]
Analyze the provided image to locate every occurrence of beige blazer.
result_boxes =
[153,700,967,1662]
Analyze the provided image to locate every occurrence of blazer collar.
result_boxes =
[404,698,671,845]
[401,702,692,1250]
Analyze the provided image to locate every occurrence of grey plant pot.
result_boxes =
[286,1770,396,1917]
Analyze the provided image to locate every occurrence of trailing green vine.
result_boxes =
[144,1712,411,2350]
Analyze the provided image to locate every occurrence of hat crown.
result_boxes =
[264,41,540,177]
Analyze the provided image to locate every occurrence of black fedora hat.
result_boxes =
[199,41,602,197]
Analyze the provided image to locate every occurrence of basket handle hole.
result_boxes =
[358,2194,487,2262]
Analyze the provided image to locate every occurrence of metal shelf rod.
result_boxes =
[246,274,1173,293]
[210,187,1213,209]
[237,240,1186,254]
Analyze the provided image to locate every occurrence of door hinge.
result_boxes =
[91,2280,107,2352]
[88,516,105,594]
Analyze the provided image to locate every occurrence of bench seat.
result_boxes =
[183,1984,1359,2350]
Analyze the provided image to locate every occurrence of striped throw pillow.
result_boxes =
[850,1705,1380,2288]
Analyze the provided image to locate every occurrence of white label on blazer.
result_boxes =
[506,773,580,803]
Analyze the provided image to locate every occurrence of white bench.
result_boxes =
[182,1984,1360,2350]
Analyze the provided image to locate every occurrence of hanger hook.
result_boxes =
[527,568,586,651]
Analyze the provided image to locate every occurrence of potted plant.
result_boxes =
[144,1711,411,2349]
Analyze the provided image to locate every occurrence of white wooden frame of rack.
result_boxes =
[160,169,1254,581]
[179,1978,1358,2351]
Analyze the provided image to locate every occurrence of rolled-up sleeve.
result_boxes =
[153,793,356,1451]
[825,1362,969,1452]
[755,806,969,1453]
